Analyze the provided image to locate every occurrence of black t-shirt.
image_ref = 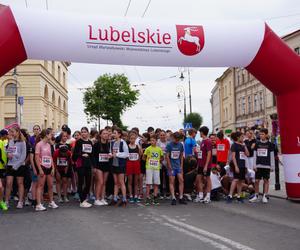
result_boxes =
[244,139,256,157]
[93,141,111,167]
[255,140,274,166]
[231,142,246,168]
[72,138,93,168]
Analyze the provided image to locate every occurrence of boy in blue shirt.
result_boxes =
[166,132,187,205]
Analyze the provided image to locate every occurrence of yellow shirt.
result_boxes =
[144,145,164,170]
[0,140,7,170]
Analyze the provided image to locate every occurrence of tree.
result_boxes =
[183,112,203,130]
[83,73,139,129]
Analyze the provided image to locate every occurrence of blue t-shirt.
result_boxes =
[166,142,184,169]
[184,137,197,157]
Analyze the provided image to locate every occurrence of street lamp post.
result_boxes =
[177,86,187,120]
[12,68,18,124]
[179,68,192,113]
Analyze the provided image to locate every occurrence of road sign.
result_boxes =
[18,96,24,105]
[184,123,192,130]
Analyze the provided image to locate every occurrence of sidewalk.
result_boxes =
[260,155,287,199]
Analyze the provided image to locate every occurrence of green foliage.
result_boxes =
[83,73,139,128]
[183,112,203,130]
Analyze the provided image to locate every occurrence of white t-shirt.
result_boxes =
[211,172,222,190]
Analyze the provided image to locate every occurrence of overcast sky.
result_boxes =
[3,0,300,132]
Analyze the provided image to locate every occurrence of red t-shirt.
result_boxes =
[216,139,230,163]
[197,138,212,168]
[53,149,72,170]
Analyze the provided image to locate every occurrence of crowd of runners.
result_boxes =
[0,123,278,212]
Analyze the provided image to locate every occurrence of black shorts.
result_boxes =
[0,169,6,179]
[255,168,270,180]
[197,167,211,177]
[95,164,111,173]
[57,167,72,178]
[112,165,126,174]
[233,167,246,180]
[37,167,53,176]
[6,165,26,177]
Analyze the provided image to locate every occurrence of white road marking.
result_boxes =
[161,215,255,250]
[163,222,232,250]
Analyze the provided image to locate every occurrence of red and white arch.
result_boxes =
[1,4,300,199]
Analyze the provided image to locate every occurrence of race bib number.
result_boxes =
[257,148,268,157]
[42,156,52,168]
[82,144,92,153]
[129,153,139,161]
[8,146,17,155]
[239,152,246,160]
[212,148,217,156]
[99,154,110,162]
[198,150,203,159]
[171,151,180,159]
[217,144,225,151]
[113,146,119,154]
[57,158,68,166]
[149,159,159,168]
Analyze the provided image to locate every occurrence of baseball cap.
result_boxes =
[0,129,8,136]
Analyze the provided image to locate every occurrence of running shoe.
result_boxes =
[80,200,92,208]
[48,201,59,209]
[262,195,268,204]
[203,196,211,204]
[179,198,187,205]
[25,198,30,206]
[64,196,69,203]
[193,196,204,203]
[153,197,160,206]
[134,197,139,203]
[226,196,233,204]
[129,197,135,203]
[58,197,64,203]
[0,201,8,211]
[171,199,177,205]
[184,193,192,201]
[122,200,127,208]
[237,197,244,203]
[35,204,47,212]
[249,194,259,203]
[74,193,80,201]
[145,198,151,206]
[13,196,19,201]
[100,199,108,205]
[16,201,23,209]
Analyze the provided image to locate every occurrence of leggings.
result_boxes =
[77,167,92,203]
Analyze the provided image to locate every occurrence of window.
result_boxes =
[260,92,264,111]
[229,104,232,119]
[52,61,55,75]
[44,60,48,70]
[58,65,61,83]
[295,47,300,55]
[242,97,246,115]
[254,94,258,112]
[248,96,252,113]
[5,117,16,126]
[5,83,17,96]
[44,85,49,100]
[63,72,66,87]
[225,85,227,97]
[242,73,245,83]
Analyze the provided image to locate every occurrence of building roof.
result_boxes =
[281,28,300,40]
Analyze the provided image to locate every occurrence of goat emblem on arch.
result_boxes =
[176,25,205,56]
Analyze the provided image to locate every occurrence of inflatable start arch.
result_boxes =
[1,5,300,199]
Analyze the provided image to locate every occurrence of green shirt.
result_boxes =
[144,145,164,170]
[0,140,7,170]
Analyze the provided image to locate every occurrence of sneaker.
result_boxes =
[48,201,59,209]
[203,196,211,204]
[153,197,160,206]
[129,197,135,203]
[101,199,108,205]
[0,201,8,211]
[133,197,139,203]
[16,201,23,209]
[25,198,30,206]
[184,194,192,201]
[74,193,80,201]
[64,197,69,203]
[14,196,19,201]
[80,200,92,208]
[193,196,204,203]
[171,199,177,205]
[179,198,187,205]
[145,198,151,206]
[89,194,96,201]
[94,199,104,206]
[58,197,64,203]
[122,200,127,208]
[237,197,244,203]
[226,196,233,204]
[249,194,259,203]
[262,195,268,203]
[35,204,47,212]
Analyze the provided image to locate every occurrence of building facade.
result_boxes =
[211,29,300,134]
[0,60,69,131]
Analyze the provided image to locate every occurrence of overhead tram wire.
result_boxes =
[142,0,152,18]
[124,0,132,17]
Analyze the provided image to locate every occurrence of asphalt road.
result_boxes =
[0,198,300,250]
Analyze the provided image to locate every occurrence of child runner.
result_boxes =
[227,132,249,203]
[92,129,112,206]
[194,126,212,204]
[110,128,129,207]
[166,132,187,205]
[53,145,72,203]
[157,130,169,199]
[216,131,230,176]
[139,132,151,201]
[244,130,257,170]
[143,135,164,206]
[249,128,275,203]
[72,127,93,208]
[29,141,38,208]
[5,126,27,209]
[126,132,142,203]
[35,129,58,211]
